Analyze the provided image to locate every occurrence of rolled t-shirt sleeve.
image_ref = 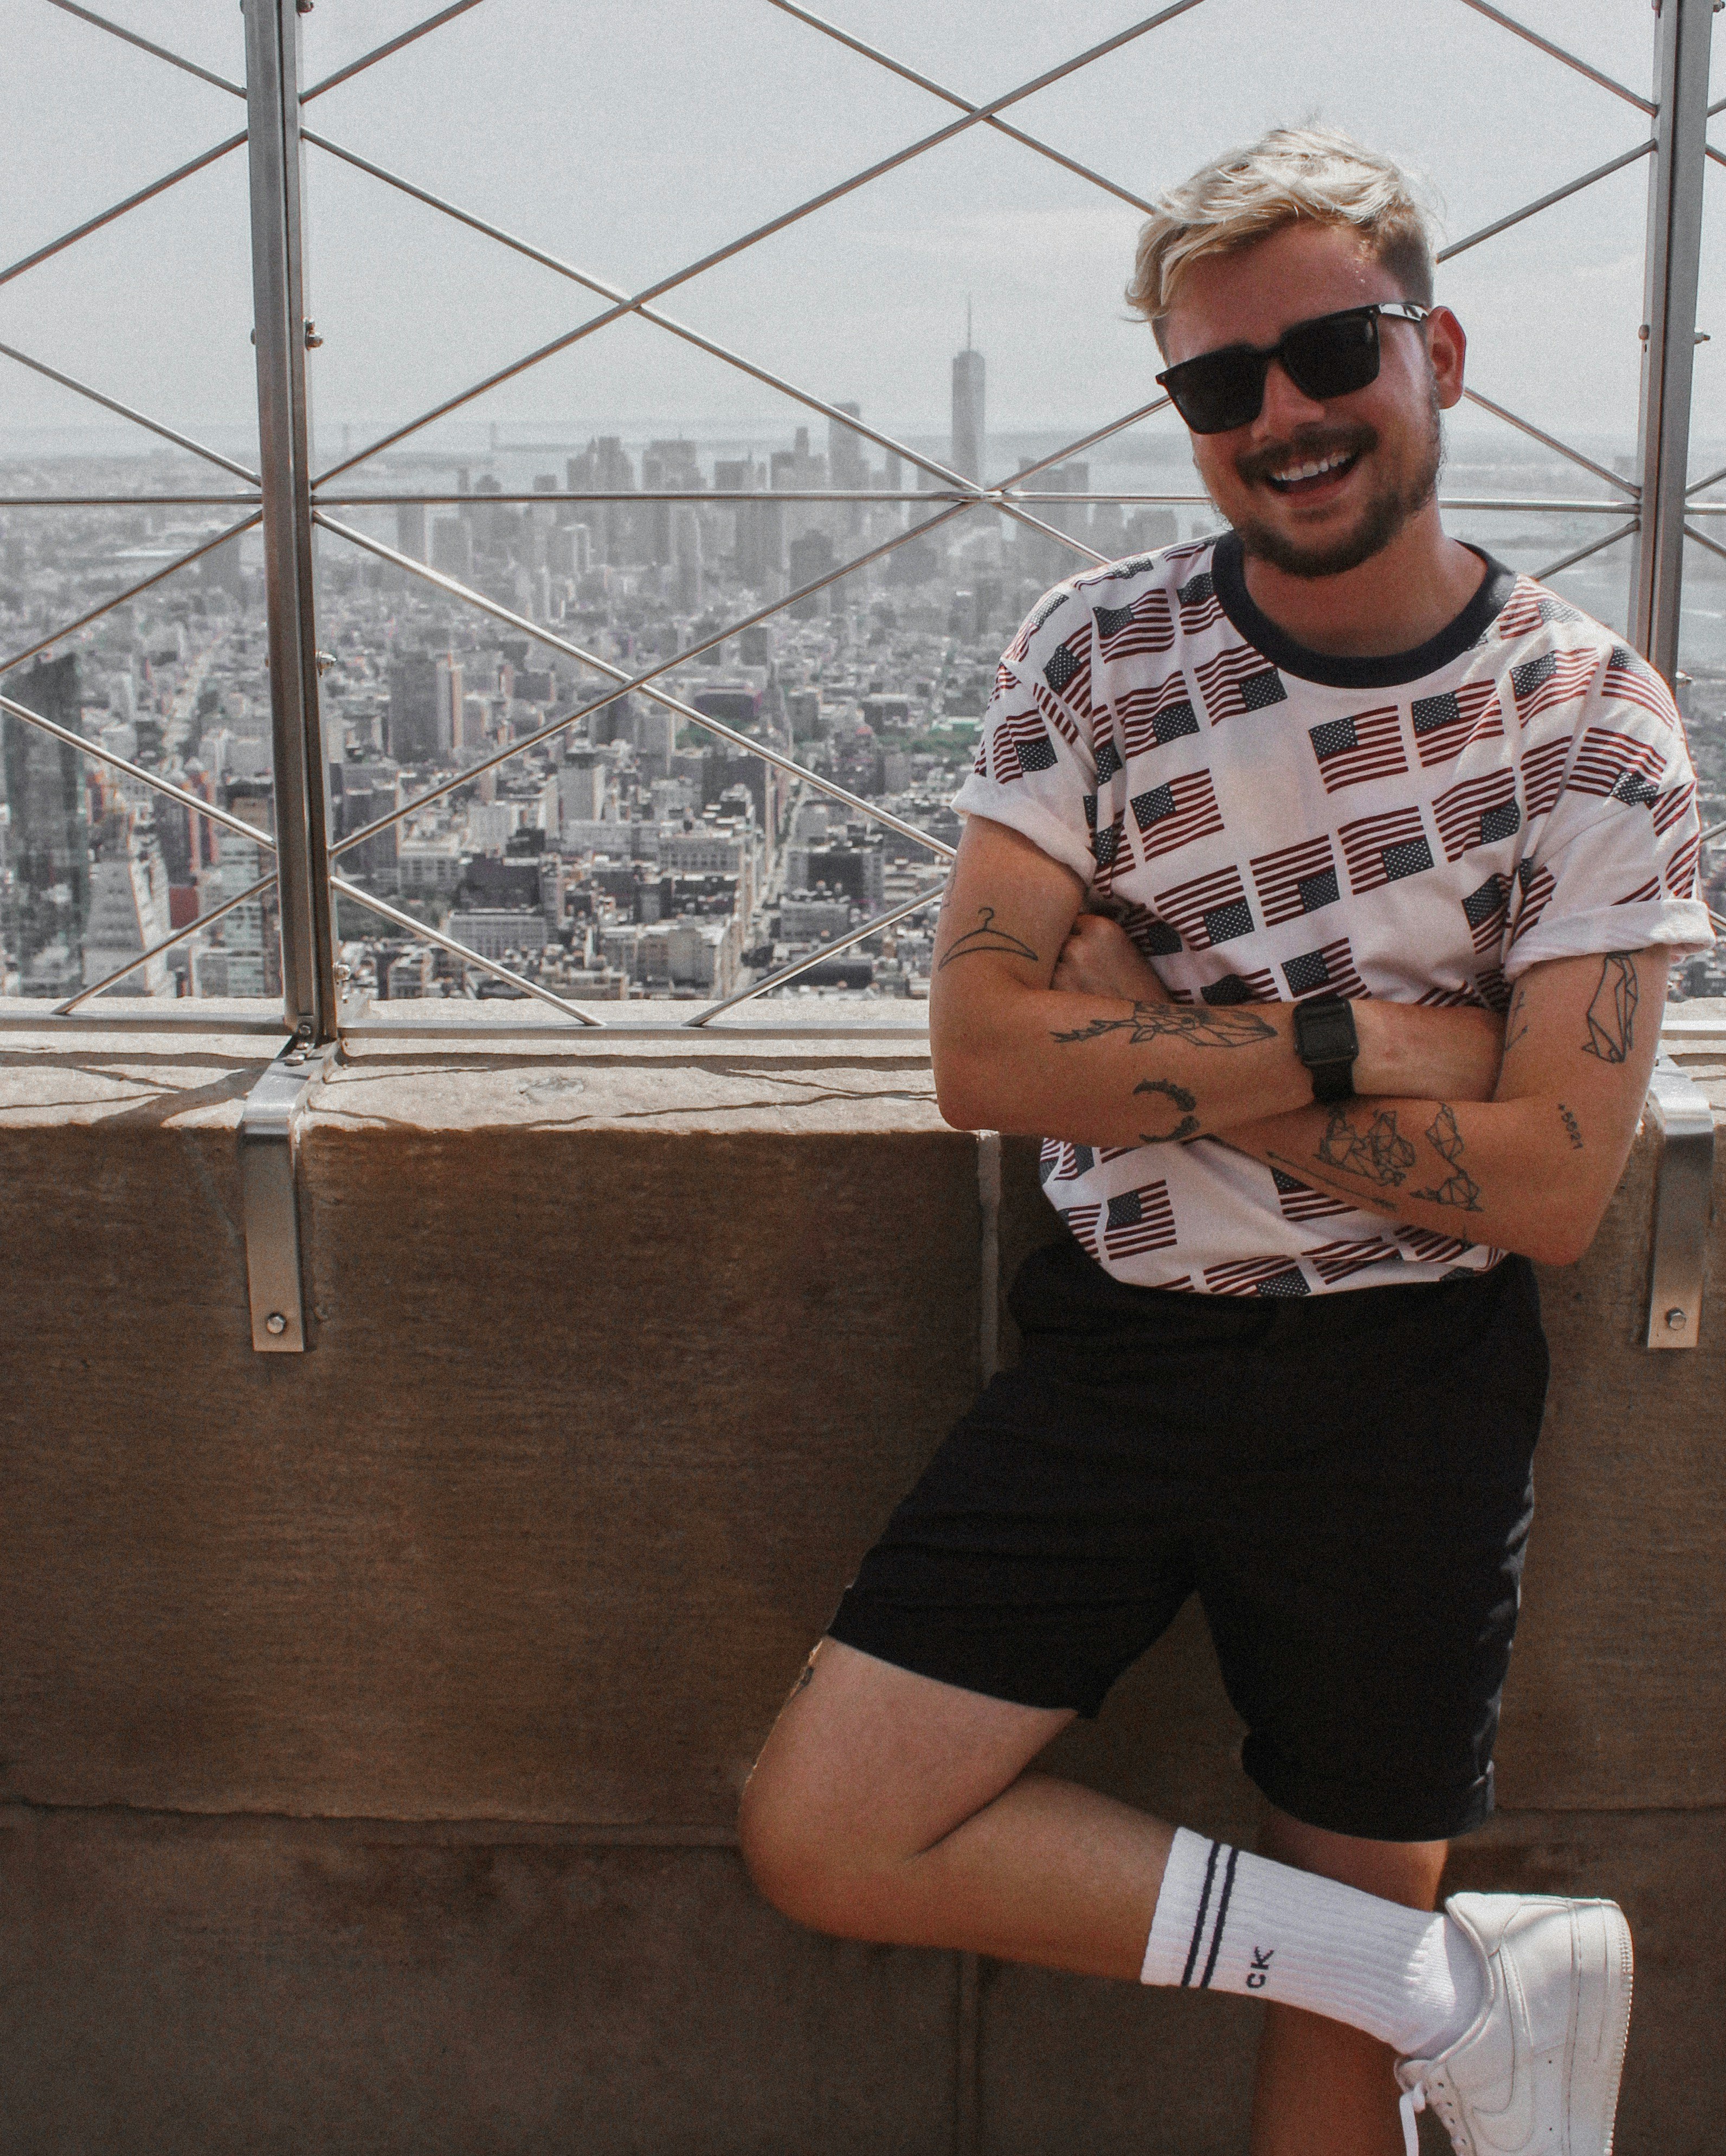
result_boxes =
[951,584,1099,884]
[1506,674,1714,976]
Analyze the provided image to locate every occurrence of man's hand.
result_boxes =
[1051,913,1172,1005]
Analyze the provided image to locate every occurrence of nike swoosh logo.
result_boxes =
[1470,1947,1539,2153]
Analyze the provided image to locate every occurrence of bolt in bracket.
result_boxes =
[1644,1053,1715,1350]
[240,1040,325,1353]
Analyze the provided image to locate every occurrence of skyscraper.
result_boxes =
[1,653,89,996]
[828,402,866,492]
[951,313,986,485]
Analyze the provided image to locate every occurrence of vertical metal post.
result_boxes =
[244,0,336,1041]
[1630,0,1715,684]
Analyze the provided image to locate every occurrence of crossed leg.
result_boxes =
[739,1638,1447,2156]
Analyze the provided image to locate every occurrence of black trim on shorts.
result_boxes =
[828,1237,1549,1843]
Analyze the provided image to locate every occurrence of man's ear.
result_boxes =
[1428,305,1467,411]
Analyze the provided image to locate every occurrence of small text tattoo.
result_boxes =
[938,905,1040,970]
[1581,952,1638,1064]
[1559,1103,1584,1150]
[1134,1076,1200,1144]
[1052,1003,1276,1049]
[1412,1103,1484,1212]
[1246,1948,1274,1992]
[1316,1105,1416,1187]
[1266,1150,1397,1216]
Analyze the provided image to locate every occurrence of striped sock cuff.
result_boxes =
[1141,1827,1240,1988]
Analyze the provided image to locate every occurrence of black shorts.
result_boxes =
[829,1237,1549,1843]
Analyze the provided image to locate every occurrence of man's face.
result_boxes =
[1160,222,1463,580]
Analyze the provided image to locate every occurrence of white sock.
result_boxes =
[1139,1828,1485,2062]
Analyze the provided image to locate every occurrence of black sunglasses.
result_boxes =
[1155,301,1432,435]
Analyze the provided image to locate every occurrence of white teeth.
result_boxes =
[1271,450,1351,485]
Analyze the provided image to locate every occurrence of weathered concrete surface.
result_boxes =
[0,1809,961,2156]
[0,1022,1722,2151]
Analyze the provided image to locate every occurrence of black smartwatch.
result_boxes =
[1292,992,1359,1104]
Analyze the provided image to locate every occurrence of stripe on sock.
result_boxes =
[1197,1844,1240,1990]
[1180,1839,1222,1988]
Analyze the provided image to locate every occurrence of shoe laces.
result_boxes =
[1398,2084,1424,2156]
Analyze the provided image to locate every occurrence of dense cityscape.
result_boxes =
[2,339,1724,1013]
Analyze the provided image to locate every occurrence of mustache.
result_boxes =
[1235,423,1377,486]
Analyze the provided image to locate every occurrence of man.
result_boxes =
[739,127,1708,2155]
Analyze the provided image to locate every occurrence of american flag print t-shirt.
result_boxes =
[950,531,1711,1298]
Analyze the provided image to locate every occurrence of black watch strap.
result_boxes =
[1293,992,1359,1104]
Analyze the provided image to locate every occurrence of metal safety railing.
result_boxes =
[0,0,1720,1046]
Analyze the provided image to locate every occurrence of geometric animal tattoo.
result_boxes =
[1051,1003,1276,1048]
[1412,1103,1484,1211]
[1316,1104,1417,1186]
[1580,952,1638,1064]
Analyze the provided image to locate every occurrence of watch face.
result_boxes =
[1300,1006,1356,1063]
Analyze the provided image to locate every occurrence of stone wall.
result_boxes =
[0,1016,1721,2153]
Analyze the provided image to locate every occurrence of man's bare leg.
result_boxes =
[739,1638,1173,1976]
[1248,1809,1448,2156]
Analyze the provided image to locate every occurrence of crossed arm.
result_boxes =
[930,816,1667,1267]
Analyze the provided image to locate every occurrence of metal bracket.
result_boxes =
[240,1039,324,1353]
[1644,1053,1715,1349]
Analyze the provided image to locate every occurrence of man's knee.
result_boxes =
[737,1753,877,1937]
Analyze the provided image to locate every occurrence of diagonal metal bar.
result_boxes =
[992,497,1110,565]
[1685,522,1726,568]
[301,128,1113,521]
[1460,389,1639,497]
[314,512,959,863]
[1449,0,1656,112]
[0,340,261,484]
[997,397,1173,490]
[1708,143,1726,170]
[297,131,1111,564]
[300,0,492,102]
[687,877,950,1027]
[1434,140,1654,263]
[761,0,1161,214]
[313,0,1208,484]
[0,512,263,680]
[329,873,604,1026]
[0,688,279,853]
[1689,461,1726,498]
[43,0,247,98]
[329,502,973,857]
[1532,517,1639,582]
[54,871,277,1015]
[0,131,248,291]
[1711,94,1726,118]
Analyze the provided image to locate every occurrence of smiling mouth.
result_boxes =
[1263,447,1361,495]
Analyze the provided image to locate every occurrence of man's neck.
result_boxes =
[1239,508,1487,660]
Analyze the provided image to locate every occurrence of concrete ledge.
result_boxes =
[1,1024,1723,2148]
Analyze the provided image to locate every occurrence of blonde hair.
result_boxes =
[1127,126,1437,351]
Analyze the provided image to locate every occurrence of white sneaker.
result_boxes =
[1395,1892,1633,2155]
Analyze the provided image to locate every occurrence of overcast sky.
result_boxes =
[1,0,1721,464]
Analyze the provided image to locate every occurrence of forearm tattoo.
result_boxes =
[1052,1003,1276,1048]
[1558,1103,1584,1150]
[1315,1104,1416,1186]
[1135,1077,1200,1143]
[1412,1102,1484,1212]
[1581,952,1638,1064]
[938,905,1039,969]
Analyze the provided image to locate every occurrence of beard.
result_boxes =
[1225,388,1444,581]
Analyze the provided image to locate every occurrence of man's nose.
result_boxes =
[1251,358,1331,440]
